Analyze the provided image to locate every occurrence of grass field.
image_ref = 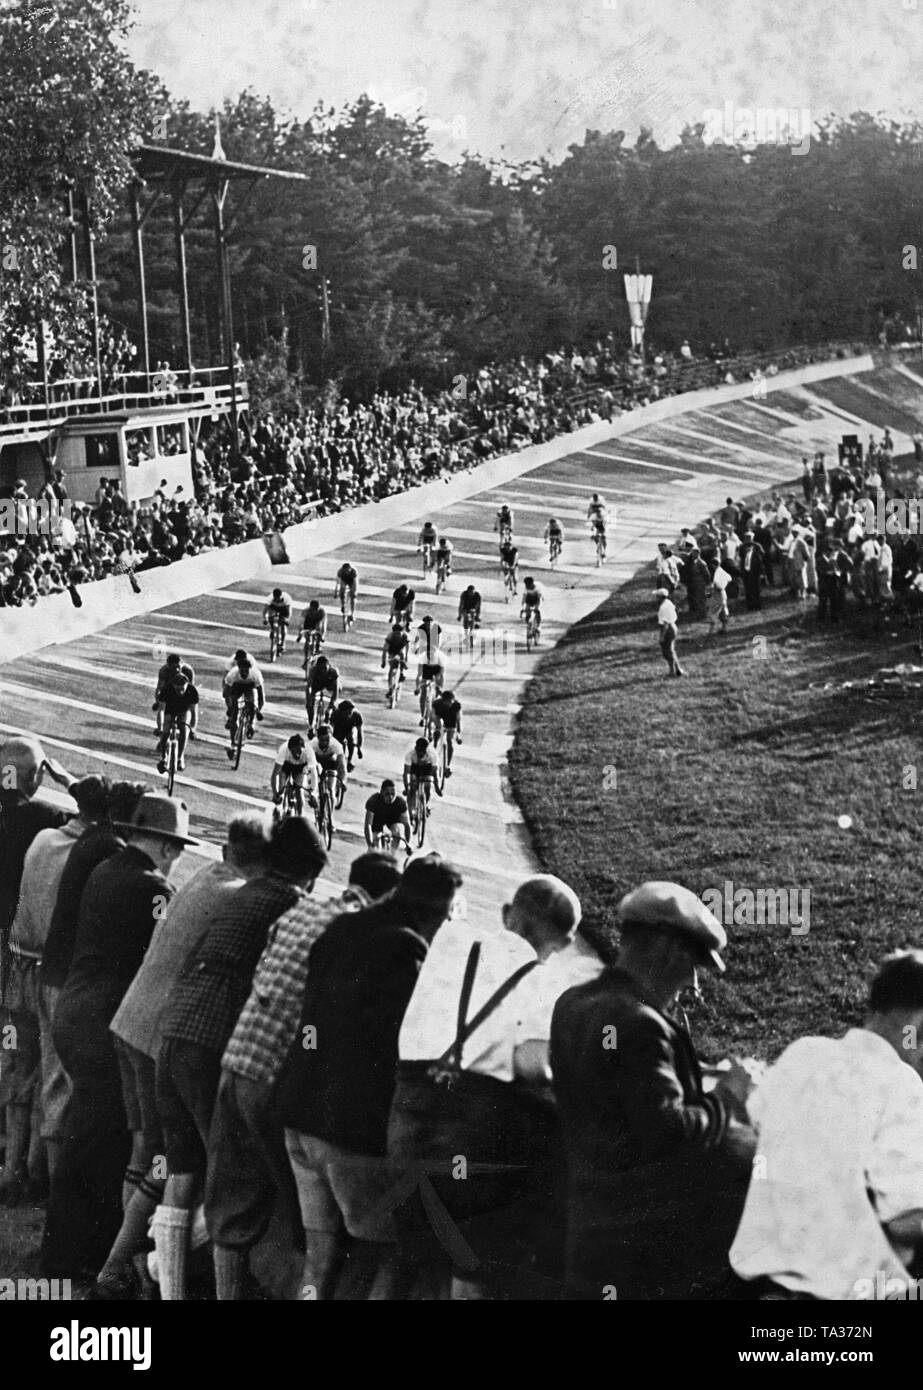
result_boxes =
[509,473,923,1063]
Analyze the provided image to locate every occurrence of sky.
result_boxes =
[125,0,923,163]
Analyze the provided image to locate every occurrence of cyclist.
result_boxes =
[156,669,199,773]
[223,655,265,754]
[381,620,410,691]
[262,587,293,652]
[390,582,416,629]
[153,652,195,736]
[330,698,364,773]
[311,723,348,803]
[305,653,340,736]
[364,778,411,852]
[434,534,453,586]
[494,502,514,543]
[334,561,358,627]
[499,537,519,593]
[588,493,609,558]
[432,688,463,778]
[520,575,544,635]
[270,732,318,817]
[418,520,438,571]
[457,583,482,632]
[587,493,608,526]
[544,516,564,559]
[404,735,442,805]
[412,614,445,717]
[298,598,328,653]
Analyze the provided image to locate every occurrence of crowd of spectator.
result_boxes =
[653,428,923,669]
[1,332,866,610]
[4,737,923,1303]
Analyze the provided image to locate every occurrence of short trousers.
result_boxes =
[420,664,443,681]
[114,1036,164,1152]
[284,1130,397,1242]
[156,1037,222,1176]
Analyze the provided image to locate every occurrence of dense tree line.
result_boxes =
[3,0,923,407]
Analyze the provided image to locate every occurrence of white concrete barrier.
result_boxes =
[1,352,874,665]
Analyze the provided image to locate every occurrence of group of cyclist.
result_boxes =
[152,486,610,844]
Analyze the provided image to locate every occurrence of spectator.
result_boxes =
[388,874,591,1300]
[50,795,194,1277]
[275,853,463,1301]
[731,951,923,1300]
[551,881,757,1300]
[94,814,270,1300]
[0,737,75,1204]
[156,816,325,1301]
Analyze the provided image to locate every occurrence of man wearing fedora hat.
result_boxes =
[51,795,195,1275]
[551,881,757,1300]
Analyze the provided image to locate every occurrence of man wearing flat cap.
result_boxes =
[551,881,756,1300]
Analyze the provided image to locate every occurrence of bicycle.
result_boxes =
[593,527,607,567]
[498,522,513,546]
[309,685,332,730]
[230,696,255,771]
[408,774,428,848]
[548,535,562,570]
[315,767,336,850]
[524,605,540,652]
[268,612,285,663]
[302,627,322,663]
[501,563,517,603]
[339,587,355,631]
[276,774,301,821]
[420,677,437,740]
[433,728,448,794]
[435,557,450,594]
[461,610,478,653]
[160,715,180,795]
[372,827,409,855]
[421,544,434,579]
[386,657,404,708]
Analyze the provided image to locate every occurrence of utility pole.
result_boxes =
[320,274,331,376]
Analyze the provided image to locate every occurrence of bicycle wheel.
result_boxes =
[335,777,346,810]
[269,622,279,663]
[166,728,178,795]
[320,784,334,850]
[415,786,427,847]
[434,735,446,794]
[232,709,245,770]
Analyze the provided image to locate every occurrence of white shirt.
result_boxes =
[398,919,538,1082]
[730,1029,923,1299]
[516,937,604,1042]
[657,597,678,625]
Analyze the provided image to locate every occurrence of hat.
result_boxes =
[116,793,197,845]
[616,881,727,972]
[69,774,110,818]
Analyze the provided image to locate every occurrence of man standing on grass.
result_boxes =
[655,589,684,677]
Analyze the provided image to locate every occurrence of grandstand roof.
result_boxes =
[134,145,310,184]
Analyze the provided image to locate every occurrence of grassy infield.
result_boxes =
[509,453,923,1063]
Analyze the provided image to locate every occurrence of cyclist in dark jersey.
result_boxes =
[432,689,462,777]
[157,671,199,772]
[364,779,411,851]
[330,699,364,772]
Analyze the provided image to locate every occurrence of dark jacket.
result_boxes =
[550,968,753,1300]
[41,825,125,988]
[276,895,429,1156]
[53,845,173,1063]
